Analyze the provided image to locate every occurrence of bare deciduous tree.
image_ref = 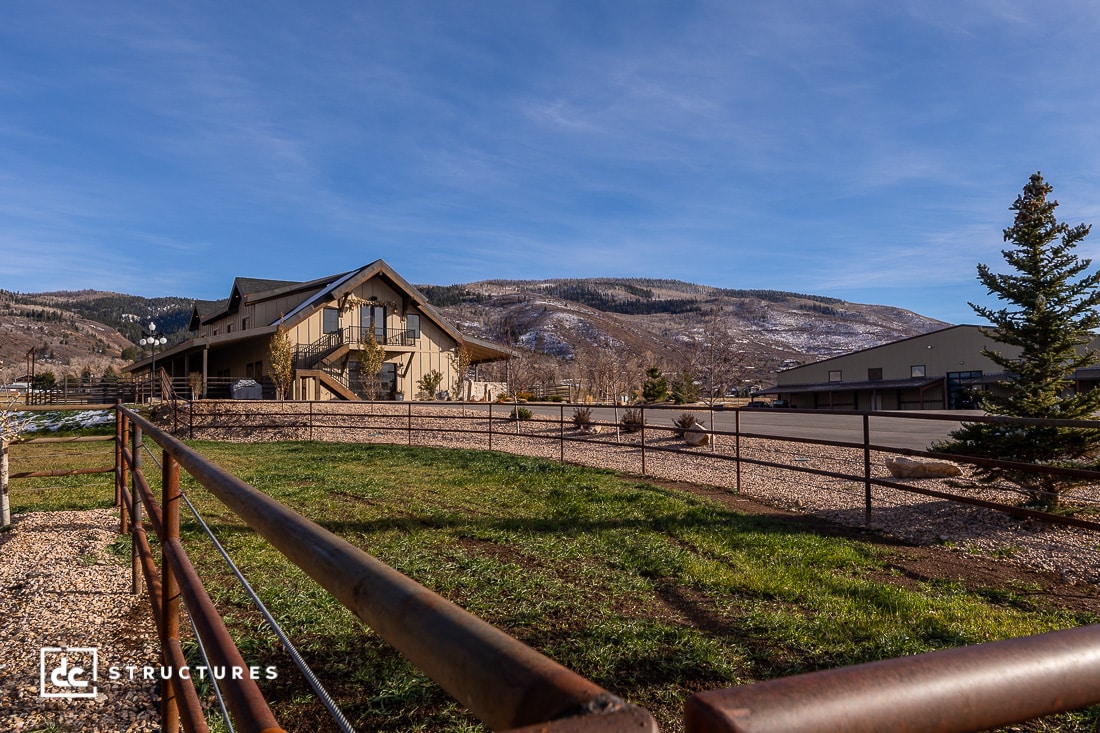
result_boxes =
[449,345,473,401]
[269,322,295,401]
[357,333,386,401]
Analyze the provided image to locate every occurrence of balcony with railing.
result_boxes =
[295,326,418,370]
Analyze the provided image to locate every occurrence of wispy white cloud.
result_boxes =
[2,1,1100,325]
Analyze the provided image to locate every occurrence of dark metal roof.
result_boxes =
[233,277,302,295]
[758,376,944,395]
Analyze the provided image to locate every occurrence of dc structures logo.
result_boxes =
[40,647,98,699]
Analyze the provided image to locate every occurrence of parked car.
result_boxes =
[770,399,790,408]
[745,400,772,409]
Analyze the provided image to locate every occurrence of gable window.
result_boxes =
[242,317,249,330]
[406,314,420,341]
[911,365,926,378]
[828,370,842,382]
[868,368,882,381]
[323,307,340,334]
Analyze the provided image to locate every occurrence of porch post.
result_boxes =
[202,345,209,398]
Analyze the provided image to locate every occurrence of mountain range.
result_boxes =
[0,280,948,386]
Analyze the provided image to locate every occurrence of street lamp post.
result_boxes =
[140,322,168,403]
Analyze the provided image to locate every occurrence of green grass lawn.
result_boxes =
[9,438,1098,732]
[170,441,1096,732]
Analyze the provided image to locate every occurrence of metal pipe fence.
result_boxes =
[179,400,1100,534]
[10,401,1100,731]
[117,403,658,732]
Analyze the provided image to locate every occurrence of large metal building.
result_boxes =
[760,324,1100,411]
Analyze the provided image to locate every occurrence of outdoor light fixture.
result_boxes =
[140,322,168,401]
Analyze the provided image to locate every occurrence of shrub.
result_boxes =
[673,412,699,437]
[510,407,533,421]
[516,391,535,401]
[621,408,645,433]
[417,370,444,400]
[572,406,594,430]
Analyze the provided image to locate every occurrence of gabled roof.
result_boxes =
[187,260,515,363]
[190,271,353,328]
[273,260,516,361]
[188,298,231,331]
[234,277,301,296]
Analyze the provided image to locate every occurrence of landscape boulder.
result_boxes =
[884,456,962,479]
[684,425,713,447]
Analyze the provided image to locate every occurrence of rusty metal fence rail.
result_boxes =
[10,402,1100,731]
[685,623,1100,733]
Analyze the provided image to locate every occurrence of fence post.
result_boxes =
[408,402,413,446]
[640,405,647,477]
[1,438,9,530]
[114,400,123,508]
[863,413,872,525]
[488,402,493,451]
[162,450,181,732]
[119,408,130,534]
[559,404,564,464]
[309,400,314,442]
[735,408,742,495]
[131,421,144,595]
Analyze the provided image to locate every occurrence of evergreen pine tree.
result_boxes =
[641,366,668,403]
[934,173,1100,508]
[670,369,699,404]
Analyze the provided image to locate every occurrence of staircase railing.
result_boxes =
[295,330,346,369]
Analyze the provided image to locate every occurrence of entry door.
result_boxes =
[379,362,397,399]
[359,305,387,343]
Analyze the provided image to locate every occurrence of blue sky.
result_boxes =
[2,1,1100,325]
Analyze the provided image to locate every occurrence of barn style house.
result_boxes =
[124,260,512,401]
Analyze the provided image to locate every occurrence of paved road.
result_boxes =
[476,404,978,451]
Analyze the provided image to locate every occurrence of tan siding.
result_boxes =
[776,326,1015,386]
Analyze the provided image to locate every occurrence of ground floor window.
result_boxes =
[947,371,983,409]
[351,360,398,400]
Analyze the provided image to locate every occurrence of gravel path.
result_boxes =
[0,509,160,732]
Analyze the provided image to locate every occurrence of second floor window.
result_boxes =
[323,307,339,334]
